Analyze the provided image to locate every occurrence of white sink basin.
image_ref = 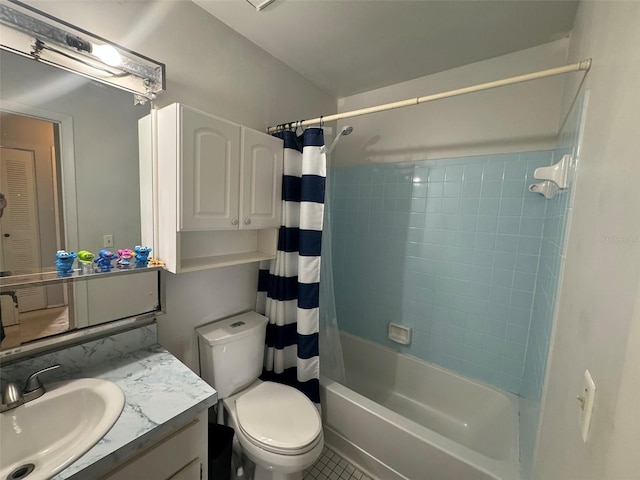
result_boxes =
[0,378,124,480]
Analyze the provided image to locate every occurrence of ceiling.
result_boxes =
[194,0,579,98]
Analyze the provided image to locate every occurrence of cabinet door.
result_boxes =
[181,106,241,230]
[169,459,201,480]
[100,414,207,480]
[240,127,283,229]
[84,271,159,326]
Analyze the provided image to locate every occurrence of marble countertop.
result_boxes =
[52,343,217,479]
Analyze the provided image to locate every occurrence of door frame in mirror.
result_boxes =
[1,99,79,254]
[0,98,89,343]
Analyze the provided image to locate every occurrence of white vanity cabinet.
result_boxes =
[100,411,208,480]
[140,103,283,273]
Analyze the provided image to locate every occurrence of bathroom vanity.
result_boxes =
[1,325,217,480]
[100,412,207,480]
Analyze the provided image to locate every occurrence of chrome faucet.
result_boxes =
[0,364,61,413]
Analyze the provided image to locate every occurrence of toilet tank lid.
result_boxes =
[196,311,267,347]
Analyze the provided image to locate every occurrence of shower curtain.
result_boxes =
[256,128,326,405]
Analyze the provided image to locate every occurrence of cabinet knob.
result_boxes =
[244,218,251,225]
[231,218,239,226]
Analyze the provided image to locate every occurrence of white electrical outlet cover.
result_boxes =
[580,369,597,443]
[103,234,114,248]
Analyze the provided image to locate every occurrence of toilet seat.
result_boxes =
[235,381,322,455]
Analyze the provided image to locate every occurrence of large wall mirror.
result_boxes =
[0,47,158,353]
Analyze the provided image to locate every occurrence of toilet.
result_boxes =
[196,312,324,480]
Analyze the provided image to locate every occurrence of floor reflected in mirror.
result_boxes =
[1,306,69,349]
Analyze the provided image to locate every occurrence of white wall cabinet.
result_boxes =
[240,127,284,229]
[179,106,241,231]
[140,103,282,273]
[100,411,208,480]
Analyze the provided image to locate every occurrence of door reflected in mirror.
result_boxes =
[0,114,62,277]
[0,112,72,349]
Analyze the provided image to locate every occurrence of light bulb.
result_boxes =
[92,43,122,67]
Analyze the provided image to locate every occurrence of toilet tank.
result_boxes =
[196,311,267,399]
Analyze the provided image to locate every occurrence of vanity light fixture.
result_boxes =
[0,0,165,103]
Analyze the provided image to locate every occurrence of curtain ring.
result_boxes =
[320,116,324,128]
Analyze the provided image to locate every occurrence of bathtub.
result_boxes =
[320,333,519,480]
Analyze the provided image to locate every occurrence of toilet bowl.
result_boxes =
[195,312,324,480]
[224,381,323,480]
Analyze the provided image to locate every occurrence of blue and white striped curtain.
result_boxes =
[256,128,326,406]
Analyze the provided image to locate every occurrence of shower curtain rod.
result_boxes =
[266,59,592,134]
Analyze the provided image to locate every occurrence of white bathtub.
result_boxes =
[320,333,519,480]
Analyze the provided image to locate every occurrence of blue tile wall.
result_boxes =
[518,151,574,479]
[328,151,564,395]
[520,148,573,400]
[518,95,584,480]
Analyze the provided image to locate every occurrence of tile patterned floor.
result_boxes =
[304,447,374,480]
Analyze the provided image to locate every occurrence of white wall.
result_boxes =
[603,278,640,478]
[335,39,569,166]
[26,0,336,371]
[534,3,640,479]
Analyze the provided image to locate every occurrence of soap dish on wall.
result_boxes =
[389,323,411,345]
[529,180,560,199]
[534,154,572,188]
[529,154,573,199]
